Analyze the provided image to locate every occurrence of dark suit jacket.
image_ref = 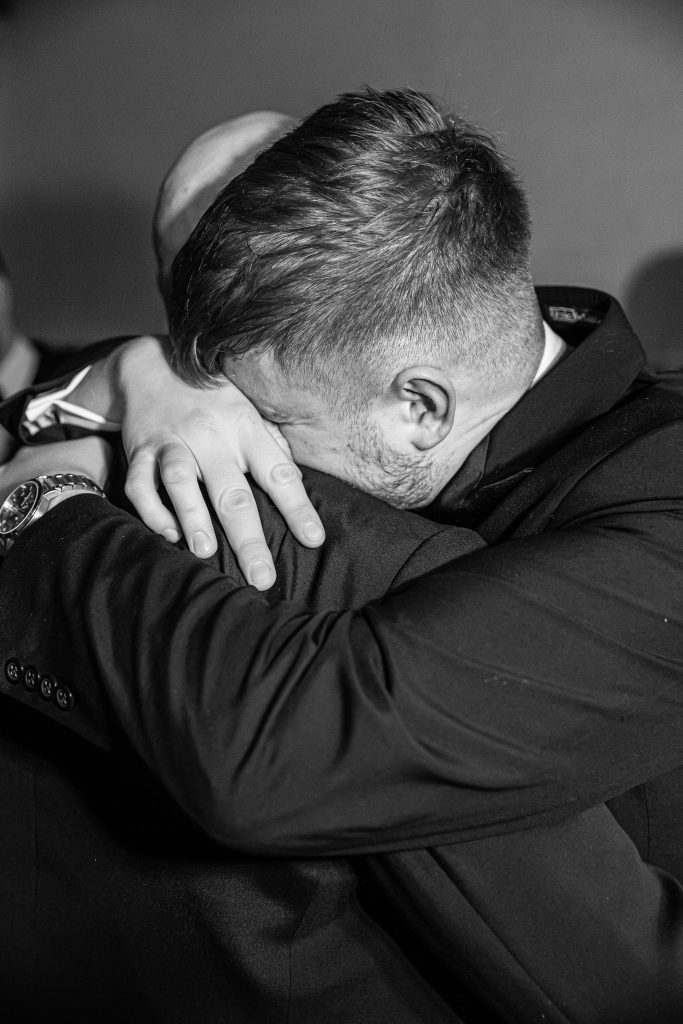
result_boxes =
[0,477,478,1023]
[1,287,683,1022]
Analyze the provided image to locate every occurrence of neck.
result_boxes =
[437,388,523,484]
[428,320,568,498]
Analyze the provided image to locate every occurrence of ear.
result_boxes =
[390,366,456,451]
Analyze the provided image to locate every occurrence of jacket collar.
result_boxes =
[425,287,646,524]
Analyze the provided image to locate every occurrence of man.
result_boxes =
[1,88,683,1022]
[0,119,473,1021]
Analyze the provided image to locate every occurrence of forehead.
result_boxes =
[223,352,324,422]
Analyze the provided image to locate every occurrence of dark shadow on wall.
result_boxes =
[0,190,166,348]
[624,249,683,371]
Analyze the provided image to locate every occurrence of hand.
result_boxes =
[113,336,325,588]
[0,436,112,505]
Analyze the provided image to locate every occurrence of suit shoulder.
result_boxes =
[554,383,683,528]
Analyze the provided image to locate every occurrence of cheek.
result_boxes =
[280,425,322,462]
[281,425,343,471]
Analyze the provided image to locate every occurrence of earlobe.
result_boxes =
[392,367,456,451]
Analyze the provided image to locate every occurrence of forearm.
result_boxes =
[59,335,177,429]
[0,335,131,441]
[60,342,126,425]
[2,498,681,855]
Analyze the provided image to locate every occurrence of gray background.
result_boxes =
[1,0,681,365]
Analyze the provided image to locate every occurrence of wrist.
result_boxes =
[67,343,130,426]
[0,473,103,507]
[117,334,175,423]
[42,480,106,513]
[0,437,113,506]
[0,473,106,553]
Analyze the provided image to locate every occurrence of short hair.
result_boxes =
[169,88,543,402]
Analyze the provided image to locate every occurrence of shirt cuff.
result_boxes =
[20,364,120,441]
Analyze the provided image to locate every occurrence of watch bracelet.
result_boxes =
[36,473,106,498]
[0,473,106,555]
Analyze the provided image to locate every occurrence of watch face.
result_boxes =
[0,480,41,536]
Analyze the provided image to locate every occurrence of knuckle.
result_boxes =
[292,501,318,518]
[176,499,203,518]
[185,409,221,438]
[160,458,195,487]
[270,462,300,485]
[157,439,189,459]
[237,537,270,559]
[127,436,166,459]
[124,475,147,502]
[217,487,255,516]
[233,407,263,434]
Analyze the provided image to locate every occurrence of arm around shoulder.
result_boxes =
[1,488,682,855]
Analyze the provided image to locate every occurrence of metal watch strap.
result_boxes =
[35,473,106,499]
[0,473,106,555]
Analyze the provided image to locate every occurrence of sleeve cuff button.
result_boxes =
[4,658,22,684]
[39,674,57,701]
[55,685,74,712]
[23,666,39,691]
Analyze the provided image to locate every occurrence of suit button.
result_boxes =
[4,658,22,684]
[55,685,74,712]
[39,674,57,701]
[23,665,39,691]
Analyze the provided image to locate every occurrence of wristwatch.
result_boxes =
[0,474,105,554]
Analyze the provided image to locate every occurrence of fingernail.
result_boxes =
[249,560,275,588]
[163,528,180,544]
[303,520,325,543]
[192,531,214,557]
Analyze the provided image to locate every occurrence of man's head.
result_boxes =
[153,111,296,301]
[169,88,544,506]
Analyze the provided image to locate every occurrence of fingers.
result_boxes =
[236,420,325,550]
[119,377,325,589]
[262,419,294,458]
[209,474,277,589]
[126,440,279,589]
[156,442,220,556]
[264,460,325,546]
[185,430,275,585]
[124,445,183,547]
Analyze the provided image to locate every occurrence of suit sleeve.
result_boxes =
[4,492,683,1023]
[0,422,681,856]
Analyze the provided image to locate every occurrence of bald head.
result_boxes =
[154,111,296,299]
